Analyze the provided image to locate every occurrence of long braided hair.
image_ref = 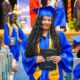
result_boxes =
[25,16,61,57]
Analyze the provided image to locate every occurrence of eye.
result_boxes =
[42,18,52,22]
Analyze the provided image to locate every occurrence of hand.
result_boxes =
[36,56,45,63]
[50,56,61,64]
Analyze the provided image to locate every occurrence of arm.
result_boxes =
[21,37,37,75]
[58,31,73,72]
[18,26,26,42]
[4,23,11,45]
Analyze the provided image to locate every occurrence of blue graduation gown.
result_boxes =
[73,63,80,80]
[4,23,25,61]
[21,31,73,80]
[54,0,66,27]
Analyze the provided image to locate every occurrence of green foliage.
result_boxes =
[68,18,76,30]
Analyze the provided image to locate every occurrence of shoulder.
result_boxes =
[57,31,65,37]
[57,31,68,42]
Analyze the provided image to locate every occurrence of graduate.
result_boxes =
[21,6,73,80]
[71,35,80,58]
[4,12,25,61]
[71,35,80,80]
[73,63,80,80]
[54,0,66,31]
[4,12,29,80]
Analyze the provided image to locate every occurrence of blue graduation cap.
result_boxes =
[8,12,14,19]
[33,6,55,17]
[71,35,80,45]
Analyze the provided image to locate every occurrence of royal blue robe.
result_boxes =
[73,63,80,80]
[4,23,25,61]
[21,31,73,80]
[54,0,66,27]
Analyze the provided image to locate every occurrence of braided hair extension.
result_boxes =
[25,16,61,57]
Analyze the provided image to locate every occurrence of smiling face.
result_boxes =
[42,16,52,31]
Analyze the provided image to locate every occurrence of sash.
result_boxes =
[33,36,59,80]
[8,23,13,36]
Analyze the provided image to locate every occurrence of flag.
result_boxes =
[30,0,40,27]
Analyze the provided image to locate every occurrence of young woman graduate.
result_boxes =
[21,6,73,80]
[53,0,66,31]
[71,35,80,58]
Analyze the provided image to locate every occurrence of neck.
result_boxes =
[43,30,49,37]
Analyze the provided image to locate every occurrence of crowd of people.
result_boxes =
[0,0,80,80]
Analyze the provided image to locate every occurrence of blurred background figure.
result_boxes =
[0,0,3,29]
[4,12,29,80]
[73,63,80,80]
[71,35,80,58]
[2,0,12,26]
[73,0,80,31]
[54,0,66,31]
[71,35,80,80]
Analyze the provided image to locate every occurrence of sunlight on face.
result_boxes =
[42,16,52,30]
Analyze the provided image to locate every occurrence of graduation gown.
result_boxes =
[4,23,25,61]
[54,0,66,27]
[21,31,73,80]
[73,63,80,80]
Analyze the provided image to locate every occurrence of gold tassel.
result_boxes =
[48,66,59,80]
[49,36,59,80]
[33,67,42,80]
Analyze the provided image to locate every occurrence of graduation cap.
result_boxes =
[71,35,80,45]
[8,12,14,19]
[33,6,55,17]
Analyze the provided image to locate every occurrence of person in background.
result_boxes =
[21,6,73,80]
[73,0,80,31]
[71,35,80,80]
[71,35,80,58]
[54,0,66,31]
[4,12,29,80]
[2,0,12,25]
[73,63,80,80]
[4,12,25,61]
